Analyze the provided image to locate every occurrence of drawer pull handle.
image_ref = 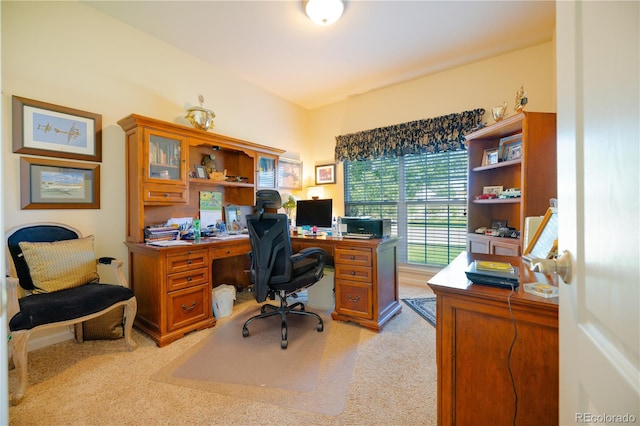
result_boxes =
[226,250,231,254]
[187,277,192,282]
[350,255,355,260]
[187,260,192,265]
[163,193,169,198]
[350,271,356,276]
[182,302,197,311]
[347,295,361,303]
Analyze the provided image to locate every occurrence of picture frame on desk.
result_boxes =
[523,207,558,262]
[12,95,102,162]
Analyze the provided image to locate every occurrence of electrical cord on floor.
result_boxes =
[507,282,519,426]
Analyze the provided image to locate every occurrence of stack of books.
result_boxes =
[144,225,180,243]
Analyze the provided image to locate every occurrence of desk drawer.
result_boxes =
[167,284,211,331]
[335,247,372,267]
[212,242,251,259]
[291,240,334,257]
[335,264,372,283]
[167,267,209,292]
[335,280,372,319]
[143,184,188,204]
[166,249,209,274]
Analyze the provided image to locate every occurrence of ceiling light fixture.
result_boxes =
[305,0,345,26]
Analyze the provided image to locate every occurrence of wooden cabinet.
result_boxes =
[428,252,558,425]
[465,112,556,256]
[290,235,400,331]
[118,114,284,243]
[125,243,215,347]
[466,233,521,256]
[331,237,401,331]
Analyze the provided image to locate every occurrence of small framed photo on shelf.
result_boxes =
[483,185,503,195]
[315,163,336,185]
[506,143,522,161]
[498,133,523,161]
[482,148,499,166]
[194,165,208,179]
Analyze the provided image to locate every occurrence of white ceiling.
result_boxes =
[85,1,555,110]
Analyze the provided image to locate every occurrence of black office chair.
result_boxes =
[242,190,327,349]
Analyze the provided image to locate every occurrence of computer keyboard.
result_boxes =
[343,233,374,239]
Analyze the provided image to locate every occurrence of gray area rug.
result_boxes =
[402,297,437,327]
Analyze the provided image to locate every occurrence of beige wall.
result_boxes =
[2,1,555,273]
[2,1,309,271]
[308,42,556,214]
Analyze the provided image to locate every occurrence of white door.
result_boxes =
[556,1,639,424]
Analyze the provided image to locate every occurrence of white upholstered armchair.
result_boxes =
[5,222,137,405]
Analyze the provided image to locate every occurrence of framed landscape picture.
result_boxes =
[20,157,100,209]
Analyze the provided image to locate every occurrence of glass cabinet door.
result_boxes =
[257,155,276,189]
[145,130,187,185]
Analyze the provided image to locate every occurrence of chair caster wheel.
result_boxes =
[242,327,249,337]
[281,340,288,349]
[317,323,324,332]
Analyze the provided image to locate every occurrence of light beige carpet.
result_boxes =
[152,305,361,416]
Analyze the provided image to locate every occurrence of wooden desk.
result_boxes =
[126,234,401,346]
[291,235,401,331]
[125,237,251,347]
[427,252,558,425]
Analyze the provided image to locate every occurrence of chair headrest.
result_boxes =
[256,190,282,212]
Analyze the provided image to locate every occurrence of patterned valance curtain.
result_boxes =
[334,108,485,162]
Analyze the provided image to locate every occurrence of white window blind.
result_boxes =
[345,150,468,267]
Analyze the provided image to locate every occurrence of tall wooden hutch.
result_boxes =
[465,112,557,256]
[118,114,284,346]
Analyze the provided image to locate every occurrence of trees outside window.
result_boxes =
[344,150,467,267]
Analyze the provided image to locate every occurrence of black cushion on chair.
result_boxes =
[9,283,134,331]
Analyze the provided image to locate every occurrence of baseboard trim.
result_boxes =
[398,264,440,287]
[26,327,74,352]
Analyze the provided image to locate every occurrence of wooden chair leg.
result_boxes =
[9,330,30,405]
[123,297,137,351]
[74,322,84,342]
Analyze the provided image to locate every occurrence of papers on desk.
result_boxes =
[147,240,192,247]
[210,234,249,240]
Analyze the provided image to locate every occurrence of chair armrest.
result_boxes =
[96,257,128,287]
[291,247,327,263]
[291,247,327,281]
[6,276,20,320]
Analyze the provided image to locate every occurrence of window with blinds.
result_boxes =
[344,150,468,267]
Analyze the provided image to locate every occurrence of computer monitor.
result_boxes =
[295,199,333,228]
